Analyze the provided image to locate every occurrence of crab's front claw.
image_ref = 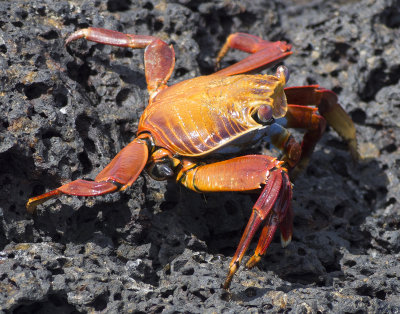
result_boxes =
[26,135,151,213]
[223,169,293,289]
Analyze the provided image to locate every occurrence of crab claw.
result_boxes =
[26,135,151,213]
[223,169,292,289]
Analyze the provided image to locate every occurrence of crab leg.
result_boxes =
[246,173,293,268]
[214,32,292,76]
[176,155,292,289]
[283,86,358,178]
[266,123,302,168]
[224,170,292,289]
[26,135,149,213]
[284,104,326,177]
[66,27,175,96]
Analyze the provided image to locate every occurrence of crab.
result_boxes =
[27,28,358,289]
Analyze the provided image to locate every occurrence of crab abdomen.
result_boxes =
[138,74,285,156]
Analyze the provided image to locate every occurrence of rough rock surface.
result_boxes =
[1,0,399,312]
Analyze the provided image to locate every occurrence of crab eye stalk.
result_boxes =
[257,104,274,124]
[276,65,290,84]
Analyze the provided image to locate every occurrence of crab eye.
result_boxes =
[276,65,290,84]
[257,104,274,123]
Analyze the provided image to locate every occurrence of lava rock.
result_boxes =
[1,0,399,312]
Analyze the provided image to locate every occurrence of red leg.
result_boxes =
[176,155,293,289]
[284,86,358,178]
[223,170,292,289]
[214,32,292,76]
[66,27,175,96]
[279,204,294,248]
[26,135,150,213]
[285,104,326,177]
[245,173,292,269]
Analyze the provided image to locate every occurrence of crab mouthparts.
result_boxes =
[270,65,289,119]
[271,88,288,119]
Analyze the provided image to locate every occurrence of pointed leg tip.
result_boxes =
[349,140,360,161]
[280,233,292,248]
[26,195,47,214]
[214,60,221,72]
[26,199,37,214]
[223,277,232,290]
[223,262,239,290]
[245,255,261,269]
[26,189,61,214]
[65,29,90,45]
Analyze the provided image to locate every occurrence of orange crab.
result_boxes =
[27,28,358,289]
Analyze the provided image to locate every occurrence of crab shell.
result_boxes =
[138,73,288,157]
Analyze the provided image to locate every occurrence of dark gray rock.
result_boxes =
[1,0,399,312]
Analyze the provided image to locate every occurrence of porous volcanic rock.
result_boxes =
[0,0,399,312]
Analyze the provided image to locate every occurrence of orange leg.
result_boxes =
[214,32,293,76]
[26,135,150,213]
[284,86,359,178]
[66,27,175,96]
[176,155,293,289]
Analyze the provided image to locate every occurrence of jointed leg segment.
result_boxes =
[66,27,175,96]
[27,135,150,213]
[284,86,358,178]
[215,32,293,76]
[177,155,293,289]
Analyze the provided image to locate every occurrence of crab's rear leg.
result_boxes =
[284,86,359,178]
[245,172,293,269]
[176,155,293,289]
[223,169,292,289]
[26,135,150,213]
[66,27,175,96]
[214,32,292,76]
